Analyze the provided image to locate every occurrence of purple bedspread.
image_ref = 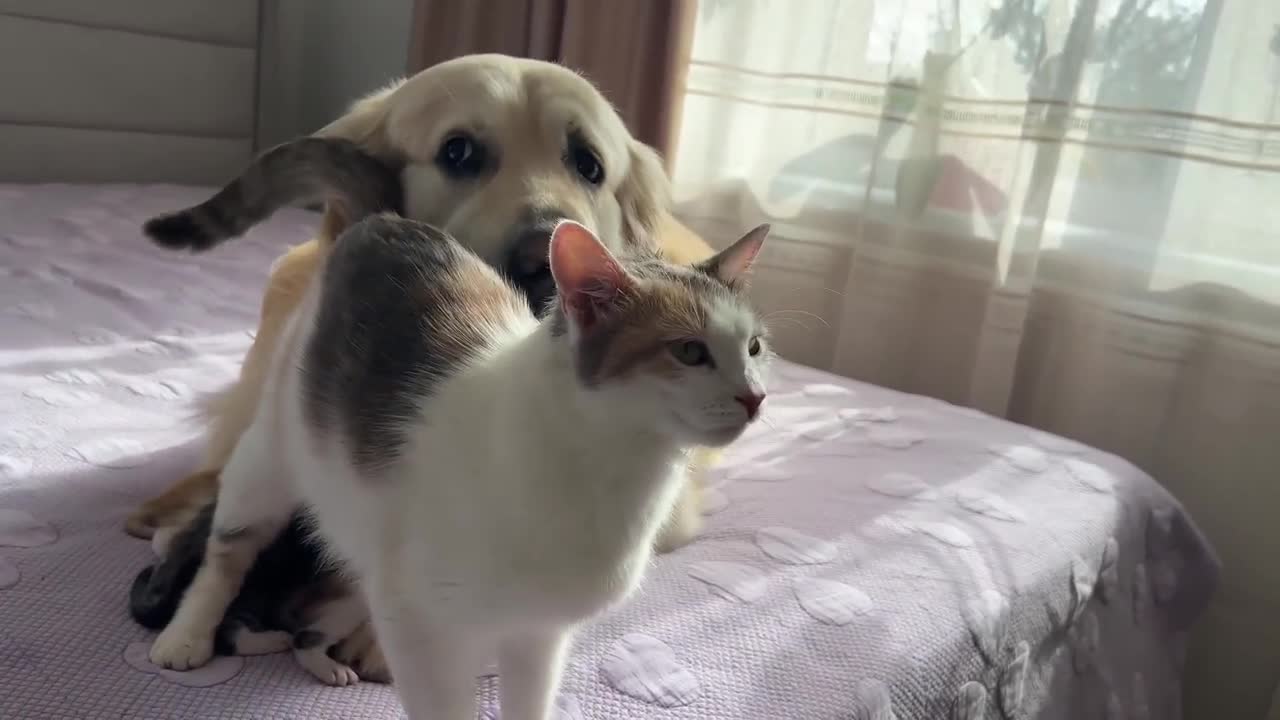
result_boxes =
[0,184,1218,719]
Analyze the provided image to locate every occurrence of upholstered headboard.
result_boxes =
[0,0,264,184]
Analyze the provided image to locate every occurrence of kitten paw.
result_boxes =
[320,663,360,687]
[295,648,360,687]
[149,625,215,670]
[332,623,393,683]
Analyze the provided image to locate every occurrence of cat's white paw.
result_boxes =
[149,624,214,670]
[296,648,360,687]
[313,662,361,687]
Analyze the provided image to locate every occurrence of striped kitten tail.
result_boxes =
[144,137,403,253]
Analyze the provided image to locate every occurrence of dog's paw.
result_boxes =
[150,525,179,556]
[352,644,392,684]
[331,623,393,684]
[123,511,158,539]
[149,624,214,670]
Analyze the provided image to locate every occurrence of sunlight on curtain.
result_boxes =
[671,1,1280,717]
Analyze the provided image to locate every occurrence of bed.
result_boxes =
[0,4,1219,720]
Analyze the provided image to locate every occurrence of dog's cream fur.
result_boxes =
[126,54,719,553]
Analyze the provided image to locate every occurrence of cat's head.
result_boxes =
[549,221,771,447]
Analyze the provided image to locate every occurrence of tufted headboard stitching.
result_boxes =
[0,0,266,185]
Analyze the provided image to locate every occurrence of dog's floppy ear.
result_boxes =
[616,140,672,249]
[314,79,404,162]
[313,79,405,232]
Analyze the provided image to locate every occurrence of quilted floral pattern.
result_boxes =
[0,509,57,590]
[123,641,244,687]
[793,578,873,625]
[0,558,17,590]
[868,472,938,501]
[0,509,57,547]
[754,526,838,565]
[600,634,701,707]
[0,184,1219,719]
[687,561,769,602]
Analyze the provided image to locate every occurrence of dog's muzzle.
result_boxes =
[504,208,572,315]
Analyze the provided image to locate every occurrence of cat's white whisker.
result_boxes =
[765,284,846,301]
[765,317,813,333]
[765,308,831,328]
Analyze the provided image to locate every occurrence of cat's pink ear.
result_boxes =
[549,220,632,330]
[701,223,769,288]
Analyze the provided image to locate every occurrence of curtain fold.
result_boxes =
[670,2,1280,718]
[407,0,695,159]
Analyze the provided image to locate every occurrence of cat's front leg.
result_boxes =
[149,424,292,670]
[498,627,572,720]
[655,463,703,554]
[371,609,482,720]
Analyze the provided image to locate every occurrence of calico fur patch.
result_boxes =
[302,215,530,472]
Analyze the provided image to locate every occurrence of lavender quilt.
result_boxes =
[0,184,1218,719]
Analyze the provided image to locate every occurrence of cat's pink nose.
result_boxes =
[734,393,766,420]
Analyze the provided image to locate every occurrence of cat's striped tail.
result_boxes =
[143,137,403,253]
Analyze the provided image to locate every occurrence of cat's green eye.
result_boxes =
[670,339,711,366]
[748,337,762,356]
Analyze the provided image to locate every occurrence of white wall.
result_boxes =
[257,0,413,148]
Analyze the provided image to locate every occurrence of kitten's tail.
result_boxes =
[143,137,403,253]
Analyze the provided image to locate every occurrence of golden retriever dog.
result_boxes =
[125,54,719,554]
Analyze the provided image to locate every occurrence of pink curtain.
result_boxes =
[407,0,696,161]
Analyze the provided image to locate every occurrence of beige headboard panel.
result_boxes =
[0,0,261,184]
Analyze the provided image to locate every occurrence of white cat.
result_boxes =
[147,215,771,720]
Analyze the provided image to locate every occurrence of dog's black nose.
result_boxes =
[505,208,573,313]
[520,272,557,316]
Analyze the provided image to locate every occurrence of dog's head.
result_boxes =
[316,54,670,311]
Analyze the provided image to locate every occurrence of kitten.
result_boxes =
[144,211,771,720]
[130,502,388,686]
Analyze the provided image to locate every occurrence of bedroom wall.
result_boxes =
[0,0,261,184]
[257,0,413,148]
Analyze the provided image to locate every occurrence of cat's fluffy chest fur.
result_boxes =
[279,315,688,624]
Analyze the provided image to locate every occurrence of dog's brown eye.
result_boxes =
[571,145,604,185]
[748,337,762,356]
[437,134,486,177]
[670,339,711,367]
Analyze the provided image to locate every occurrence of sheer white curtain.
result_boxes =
[670,1,1280,716]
